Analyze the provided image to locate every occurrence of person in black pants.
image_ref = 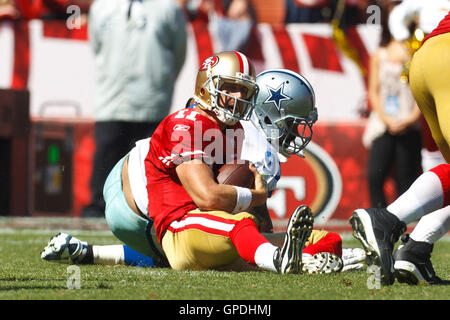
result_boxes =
[363,2,422,209]
[367,129,422,208]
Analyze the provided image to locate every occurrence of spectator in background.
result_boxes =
[82,0,187,217]
[285,0,371,24]
[176,0,209,22]
[181,0,255,51]
[362,1,422,208]
[336,0,370,24]
[212,0,256,51]
[285,0,330,23]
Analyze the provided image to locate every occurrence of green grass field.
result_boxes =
[0,225,449,302]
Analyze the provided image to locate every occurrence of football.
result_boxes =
[216,161,255,189]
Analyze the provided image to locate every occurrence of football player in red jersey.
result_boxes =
[351,9,450,282]
[41,66,365,273]
[388,1,449,170]
[408,10,450,164]
[144,51,315,272]
[350,163,450,286]
[350,9,450,287]
[347,1,450,288]
[41,51,314,273]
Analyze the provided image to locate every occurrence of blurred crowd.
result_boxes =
[0,0,92,20]
[0,0,394,25]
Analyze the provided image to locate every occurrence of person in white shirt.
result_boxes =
[82,0,187,218]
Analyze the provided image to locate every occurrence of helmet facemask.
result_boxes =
[203,74,258,125]
[276,113,316,158]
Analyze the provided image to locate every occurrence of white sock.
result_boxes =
[387,171,444,224]
[92,245,125,265]
[410,206,450,244]
[254,242,278,272]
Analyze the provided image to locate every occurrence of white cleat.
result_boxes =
[341,247,366,272]
[302,252,343,274]
[40,232,88,263]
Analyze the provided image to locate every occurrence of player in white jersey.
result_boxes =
[352,0,450,286]
[41,69,364,273]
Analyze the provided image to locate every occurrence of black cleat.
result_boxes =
[394,234,443,285]
[349,208,406,285]
[274,205,314,274]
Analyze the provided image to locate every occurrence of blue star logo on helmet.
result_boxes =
[263,83,292,110]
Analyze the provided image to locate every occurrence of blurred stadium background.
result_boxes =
[0,0,401,233]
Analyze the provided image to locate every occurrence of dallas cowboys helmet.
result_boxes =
[253,69,318,158]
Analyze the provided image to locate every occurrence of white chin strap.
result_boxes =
[214,107,239,125]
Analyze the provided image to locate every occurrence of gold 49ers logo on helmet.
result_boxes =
[199,55,219,71]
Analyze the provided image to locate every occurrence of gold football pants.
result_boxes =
[161,209,331,271]
[409,33,450,163]
[161,210,257,270]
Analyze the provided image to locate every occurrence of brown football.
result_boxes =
[216,161,255,189]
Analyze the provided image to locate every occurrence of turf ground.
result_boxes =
[0,218,449,304]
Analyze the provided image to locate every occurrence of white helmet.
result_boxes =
[253,69,318,158]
